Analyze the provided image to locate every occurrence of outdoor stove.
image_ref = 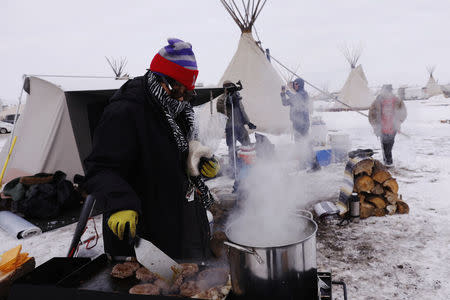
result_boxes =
[7,254,347,300]
[224,271,346,300]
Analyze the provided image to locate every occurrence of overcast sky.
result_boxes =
[1,0,449,103]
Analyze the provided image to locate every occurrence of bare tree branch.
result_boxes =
[105,56,128,78]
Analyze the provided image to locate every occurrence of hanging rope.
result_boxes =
[25,74,125,79]
[252,26,356,113]
[267,53,411,138]
[267,53,369,117]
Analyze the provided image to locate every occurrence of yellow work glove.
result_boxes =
[199,156,220,178]
[107,210,138,240]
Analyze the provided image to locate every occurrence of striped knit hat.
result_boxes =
[150,38,199,90]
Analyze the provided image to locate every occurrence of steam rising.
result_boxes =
[194,107,227,152]
[226,137,318,247]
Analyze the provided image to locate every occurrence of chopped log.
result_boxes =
[371,159,391,183]
[373,159,387,172]
[355,175,375,193]
[385,191,399,205]
[372,169,391,184]
[360,202,375,219]
[373,208,386,217]
[359,193,366,203]
[353,159,374,176]
[366,196,387,209]
[386,205,397,215]
[383,178,399,194]
[396,201,409,214]
[371,184,384,195]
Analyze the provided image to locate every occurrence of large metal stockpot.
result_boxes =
[225,215,318,300]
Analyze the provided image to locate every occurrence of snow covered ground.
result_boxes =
[315,96,450,299]
[1,95,450,299]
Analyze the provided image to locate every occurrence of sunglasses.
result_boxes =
[161,75,196,101]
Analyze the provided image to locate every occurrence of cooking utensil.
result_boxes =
[224,215,318,299]
[134,236,179,282]
[294,209,313,220]
[67,195,96,258]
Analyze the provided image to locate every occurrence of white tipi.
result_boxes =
[201,0,290,133]
[425,66,442,98]
[335,46,373,110]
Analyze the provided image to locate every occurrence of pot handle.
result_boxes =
[296,209,313,220]
[224,241,264,264]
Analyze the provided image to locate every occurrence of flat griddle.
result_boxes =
[58,254,141,294]
[9,254,231,300]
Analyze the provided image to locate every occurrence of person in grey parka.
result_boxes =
[280,78,311,139]
[280,78,320,171]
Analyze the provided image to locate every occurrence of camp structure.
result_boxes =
[0,76,126,184]
[334,45,373,110]
[0,76,223,184]
[199,0,290,133]
[424,66,442,98]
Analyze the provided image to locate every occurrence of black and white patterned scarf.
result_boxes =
[146,72,214,209]
[146,71,195,154]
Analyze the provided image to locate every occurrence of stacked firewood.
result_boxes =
[353,159,409,219]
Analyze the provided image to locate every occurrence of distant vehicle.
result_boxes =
[0,121,13,134]
[2,114,20,124]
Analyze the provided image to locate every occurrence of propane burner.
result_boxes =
[226,271,347,300]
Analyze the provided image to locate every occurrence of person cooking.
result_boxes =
[84,38,220,260]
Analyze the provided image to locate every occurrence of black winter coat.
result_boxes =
[84,75,210,259]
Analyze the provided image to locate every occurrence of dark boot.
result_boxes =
[309,159,322,172]
[381,134,395,166]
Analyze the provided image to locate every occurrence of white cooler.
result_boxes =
[310,116,328,146]
[329,133,351,162]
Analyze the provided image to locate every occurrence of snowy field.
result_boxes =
[315,96,450,299]
[1,95,450,299]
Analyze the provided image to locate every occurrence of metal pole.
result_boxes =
[8,76,25,150]
[230,93,237,180]
[210,90,213,115]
